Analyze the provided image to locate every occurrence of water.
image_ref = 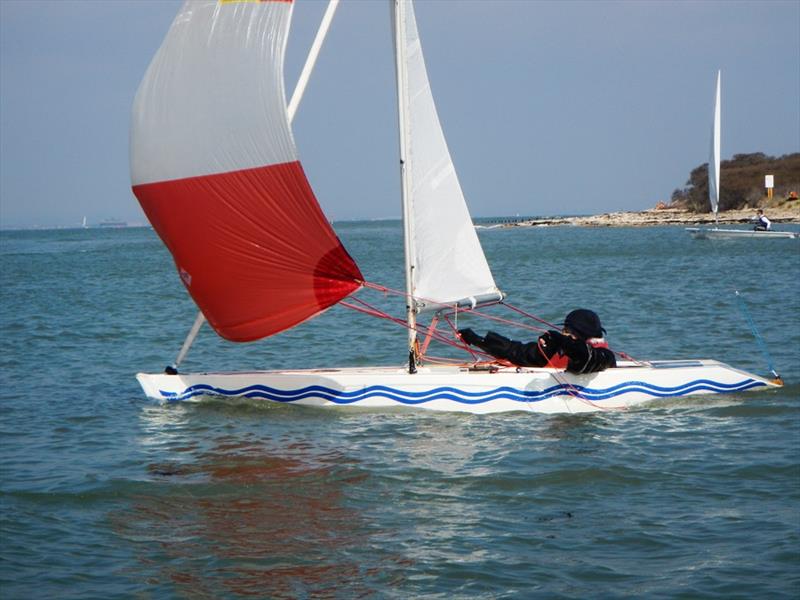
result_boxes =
[1,223,799,598]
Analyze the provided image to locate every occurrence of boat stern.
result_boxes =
[136,372,194,402]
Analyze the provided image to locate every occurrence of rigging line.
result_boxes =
[536,341,580,412]
[734,290,781,381]
[535,338,628,412]
[549,368,628,413]
[341,298,481,355]
[697,236,780,382]
[504,302,642,364]
[615,350,646,365]
[340,300,407,327]
[362,281,543,332]
[360,280,631,366]
[441,313,483,361]
[449,309,624,410]
[360,281,537,353]
[421,355,505,367]
[456,306,547,333]
[362,280,460,312]
[361,279,641,366]
[359,280,639,371]
[362,280,506,319]
[361,280,394,294]
[348,294,624,411]
[502,302,560,329]
[468,305,640,365]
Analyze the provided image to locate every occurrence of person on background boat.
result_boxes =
[753,209,771,231]
[458,308,616,374]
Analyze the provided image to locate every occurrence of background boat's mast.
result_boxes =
[393,0,418,374]
[167,0,341,373]
[711,69,721,228]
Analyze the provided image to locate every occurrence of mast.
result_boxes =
[393,0,417,373]
[167,0,341,373]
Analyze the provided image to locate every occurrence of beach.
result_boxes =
[506,202,800,228]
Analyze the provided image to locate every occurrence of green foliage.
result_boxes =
[671,153,800,212]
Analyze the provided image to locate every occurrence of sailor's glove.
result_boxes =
[539,330,564,352]
[458,328,484,346]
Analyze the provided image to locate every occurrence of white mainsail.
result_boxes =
[689,70,797,239]
[709,70,721,221]
[394,0,503,314]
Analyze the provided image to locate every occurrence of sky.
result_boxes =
[0,0,798,229]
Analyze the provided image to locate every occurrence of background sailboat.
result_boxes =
[687,72,798,240]
[132,0,779,414]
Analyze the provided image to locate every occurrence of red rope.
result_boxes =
[503,302,560,329]
[345,290,629,412]
[348,280,640,381]
[341,296,473,354]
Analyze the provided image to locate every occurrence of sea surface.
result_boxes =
[1,222,799,599]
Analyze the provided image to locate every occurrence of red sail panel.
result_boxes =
[133,161,363,342]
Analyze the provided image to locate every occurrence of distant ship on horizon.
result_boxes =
[97,218,128,228]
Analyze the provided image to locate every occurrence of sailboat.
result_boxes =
[687,72,798,240]
[132,0,780,414]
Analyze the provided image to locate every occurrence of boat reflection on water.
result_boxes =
[111,406,388,597]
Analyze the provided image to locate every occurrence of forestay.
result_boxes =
[130,0,362,343]
[395,0,503,313]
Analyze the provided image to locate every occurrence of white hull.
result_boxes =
[686,227,799,239]
[137,360,778,414]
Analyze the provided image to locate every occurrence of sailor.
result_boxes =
[753,209,771,231]
[458,308,616,374]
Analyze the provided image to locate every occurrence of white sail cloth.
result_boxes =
[131,0,297,186]
[397,0,503,313]
[709,70,721,217]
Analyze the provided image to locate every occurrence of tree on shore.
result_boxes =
[670,152,800,212]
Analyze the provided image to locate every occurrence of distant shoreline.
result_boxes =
[495,205,800,229]
[4,205,800,232]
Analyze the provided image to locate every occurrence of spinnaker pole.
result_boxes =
[288,0,339,121]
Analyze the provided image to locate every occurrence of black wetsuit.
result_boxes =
[460,329,616,374]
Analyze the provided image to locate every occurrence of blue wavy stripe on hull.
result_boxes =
[159,378,767,405]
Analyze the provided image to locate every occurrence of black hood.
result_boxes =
[562,309,605,339]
